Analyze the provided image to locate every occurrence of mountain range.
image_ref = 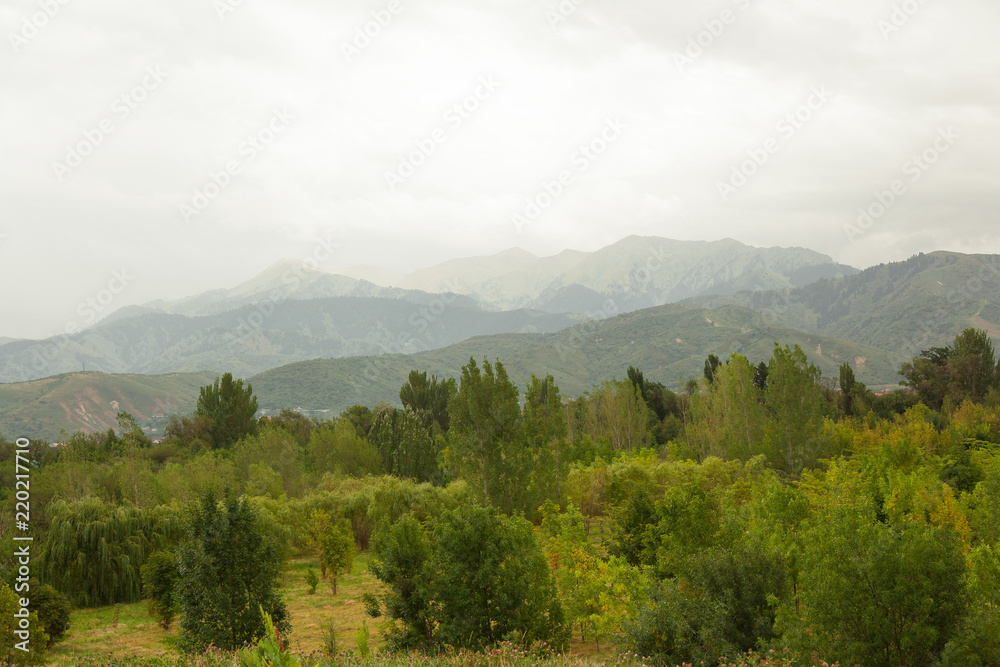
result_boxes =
[0,237,854,384]
[2,237,999,442]
[336,236,858,313]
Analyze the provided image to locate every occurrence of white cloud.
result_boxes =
[2,0,999,338]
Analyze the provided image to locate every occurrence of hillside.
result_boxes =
[250,303,906,413]
[0,297,581,383]
[684,252,1000,355]
[0,371,217,442]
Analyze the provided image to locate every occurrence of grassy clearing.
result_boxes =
[44,551,607,666]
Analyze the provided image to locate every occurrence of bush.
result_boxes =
[141,551,179,629]
[305,568,319,595]
[0,582,49,665]
[370,506,568,653]
[28,582,71,645]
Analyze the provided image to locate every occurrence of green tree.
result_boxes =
[195,373,259,449]
[0,582,49,666]
[900,328,1000,411]
[368,514,434,651]
[686,354,769,462]
[339,404,374,438]
[948,328,998,406]
[840,362,856,416]
[368,405,441,483]
[258,409,315,448]
[942,543,1000,665]
[321,519,355,595]
[39,498,180,606]
[175,489,289,652]
[704,354,722,384]
[765,344,826,474]
[427,506,568,650]
[234,426,307,498]
[781,503,966,667]
[114,411,155,507]
[447,358,522,510]
[899,345,951,411]
[28,582,71,646]
[141,550,179,630]
[306,420,381,477]
[522,374,569,512]
[399,370,456,434]
[570,379,649,454]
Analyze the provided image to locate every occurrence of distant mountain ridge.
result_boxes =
[0,303,905,442]
[335,236,859,313]
[0,297,581,384]
[0,236,857,384]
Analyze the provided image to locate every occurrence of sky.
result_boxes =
[1,0,999,340]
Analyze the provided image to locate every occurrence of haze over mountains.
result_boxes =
[335,236,858,313]
[0,236,854,384]
[2,236,1000,441]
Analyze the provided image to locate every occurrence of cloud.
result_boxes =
[1,0,998,338]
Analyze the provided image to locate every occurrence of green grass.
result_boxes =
[43,551,612,667]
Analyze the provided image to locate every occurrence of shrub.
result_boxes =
[28,582,71,645]
[141,551,179,629]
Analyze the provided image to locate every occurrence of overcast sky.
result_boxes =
[2,0,998,340]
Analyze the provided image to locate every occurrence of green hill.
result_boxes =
[685,252,1000,356]
[0,371,218,442]
[250,303,906,413]
[0,304,909,440]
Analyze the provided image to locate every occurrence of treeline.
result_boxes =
[0,329,999,666]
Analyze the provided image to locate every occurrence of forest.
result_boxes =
[1,328,999,667]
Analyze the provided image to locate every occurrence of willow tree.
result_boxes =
[39,497,182,606]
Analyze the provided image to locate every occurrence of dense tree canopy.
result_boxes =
[174,490,289,653]
[195,372,259,449]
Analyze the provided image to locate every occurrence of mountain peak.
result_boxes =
[495,247,537,259]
